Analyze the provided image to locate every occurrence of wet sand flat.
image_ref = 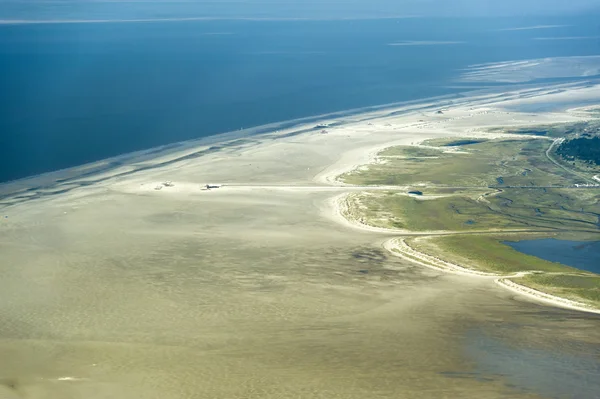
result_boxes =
[1,84,600,398]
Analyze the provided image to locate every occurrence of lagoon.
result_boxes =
[506,239,600,274]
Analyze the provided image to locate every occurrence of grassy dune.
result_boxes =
[514,274,600,306]
[350,187,599,233]
[342,137,600,233]
[492,120,600,138]
[421,138,489,147]
[351,193,527,231]
[410,235,577,274]
[340,134,600,309]
[342,139,582,187]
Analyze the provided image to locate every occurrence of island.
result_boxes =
[2,81,600,398]
[337,119,600,312]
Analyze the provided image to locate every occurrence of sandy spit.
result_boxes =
[495,278,600,315]
[322,81,600,314]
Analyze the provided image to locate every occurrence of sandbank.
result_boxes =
[2,80,600,398]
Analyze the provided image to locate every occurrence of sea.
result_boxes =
[1,15,600,183]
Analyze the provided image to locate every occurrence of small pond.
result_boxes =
[505,239,600,274]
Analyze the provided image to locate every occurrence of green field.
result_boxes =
[339,131,600,310]
[342,136,600,233]
[491,120,600,138]
[341,139,581,187]
[421,138,489,147]
[347,187,599,233]
[410,234,578,274]
[379,146,443,157]
[485,188,600,231]
[409,234,600,307]
[350,192,527,231]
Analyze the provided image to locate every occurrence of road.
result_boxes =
[222,183,599,191]
[544,138,598,185]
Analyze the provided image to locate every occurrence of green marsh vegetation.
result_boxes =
[339,131,600,307]
[409,234,577,274]
[515,273,600,307]
[491,120,600,138]
[341,137,599,233]
[342,138,584,187]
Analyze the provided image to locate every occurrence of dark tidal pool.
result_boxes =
[505,239,600,274]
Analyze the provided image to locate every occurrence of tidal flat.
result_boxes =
[1,84,600,398]
[2,188,600,398]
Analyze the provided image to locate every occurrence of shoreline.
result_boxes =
[332,190,600,313]
[3,80,600,315]
[335,203,600,314]
[0,92,462,197]
[495,278,600,315]
[3,79,593,201]
[318,82,600,314]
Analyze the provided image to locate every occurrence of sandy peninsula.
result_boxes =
[316,82,600,314]
[1,82,600,398]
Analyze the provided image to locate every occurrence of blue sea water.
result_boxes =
[1,16,600,182]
